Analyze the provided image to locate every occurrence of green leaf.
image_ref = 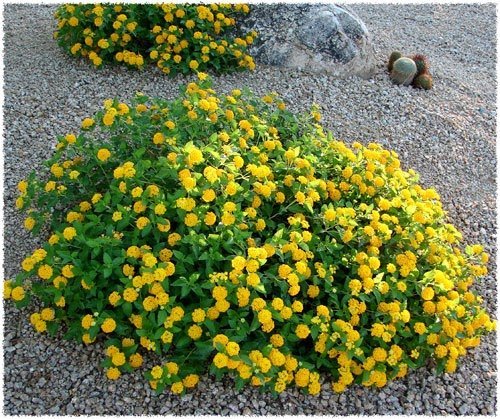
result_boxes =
[194,341,214,357]
[176,335,191,348]
[103,253,112,265]
[122,302,133,317]
[157,310,168,326]
[181,285,190,298]
[47,321,59,336]
[141,223,152,237]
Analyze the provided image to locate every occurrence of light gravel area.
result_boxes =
[3,3,497,415]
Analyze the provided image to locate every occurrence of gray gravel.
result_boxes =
[3,3,497,415]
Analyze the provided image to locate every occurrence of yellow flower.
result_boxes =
[34,320,47,333]
[97,148,111,161]
[136,217,150,230]
[68,16,79,26]
[151,365,163,379]
[215,299,230,313]
[423,301,436,314]
[203,166,219,183]
[15,196,24,209]
[212,286,228,301]
[213,352,228,369]
[192,308,206,323]
[123,288,138,302]
[153,132,164,145]
[324,208,336,222]
[188,324,203,340]
[101,318,116,333]
[81,118,95,129]
[63,226,77,241]
[62,264,74,278]
[255,219,266,231]
[127,246,141,258]
[103,112,115,126]
[11,286,25,301]
[143,296,158,311]
[171,382,184,394]
[111,352,126,366]
[106,367,121,380]
[291,301,303,313]
[81,314,94,329]
[421,287,435,301]
[414,322,427,335]
[281,307,293,320]
[236,287,250,307]
[226,341,240,356]
[184,213,199,227]
[295,324,310,339]
[231,256,246,271]
[129,353,143,368]
[372,347,387,362]
[24,217,36,231]
[258,309,272,324]
[202,189,216,202]
[91,193,103,204]
[204,212,217,226]
[307,285,320,298]
[40,308,55,321]
[108,291,121,306]
[183,374,199,388]
[434,345,448,358]
[3,281,13,300]
[295,368,310,387]
[38,265,53,280]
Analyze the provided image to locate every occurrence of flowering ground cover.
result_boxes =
[5,73,495,397]
[54,3,256,75]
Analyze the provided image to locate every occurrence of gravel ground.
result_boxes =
[3,3,497,415]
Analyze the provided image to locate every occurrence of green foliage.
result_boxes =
[54,3,256,75]
[6,75,494,396]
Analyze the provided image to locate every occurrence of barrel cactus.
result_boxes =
[390,57,417,86]
[414,73,434,90]
[412,54,430,77]
[388,51,403,72]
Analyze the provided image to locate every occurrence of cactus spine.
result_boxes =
[414,73,433,90]
[390,57,417,86]
[388,51,403,72]
[412,53,430,77]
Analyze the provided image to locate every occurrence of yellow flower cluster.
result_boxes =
[8,74,495,397]
[54,3,256,74]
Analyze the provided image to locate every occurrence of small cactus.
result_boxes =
[412,54,430,76]
[390,57,417,86]
[388,51,403,72]
[413,73,434,90]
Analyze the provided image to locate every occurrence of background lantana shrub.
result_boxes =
[54,3,256,75]
[6,74,495,396]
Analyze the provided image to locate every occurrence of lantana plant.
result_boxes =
[54,3,256,75]
[6,73,495,396]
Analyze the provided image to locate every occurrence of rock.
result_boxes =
[242,407,253,415]
[241,4,375,78]
[459,404,469,415]
[66,403,75,415]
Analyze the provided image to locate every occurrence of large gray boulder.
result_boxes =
[241,4,376,78]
